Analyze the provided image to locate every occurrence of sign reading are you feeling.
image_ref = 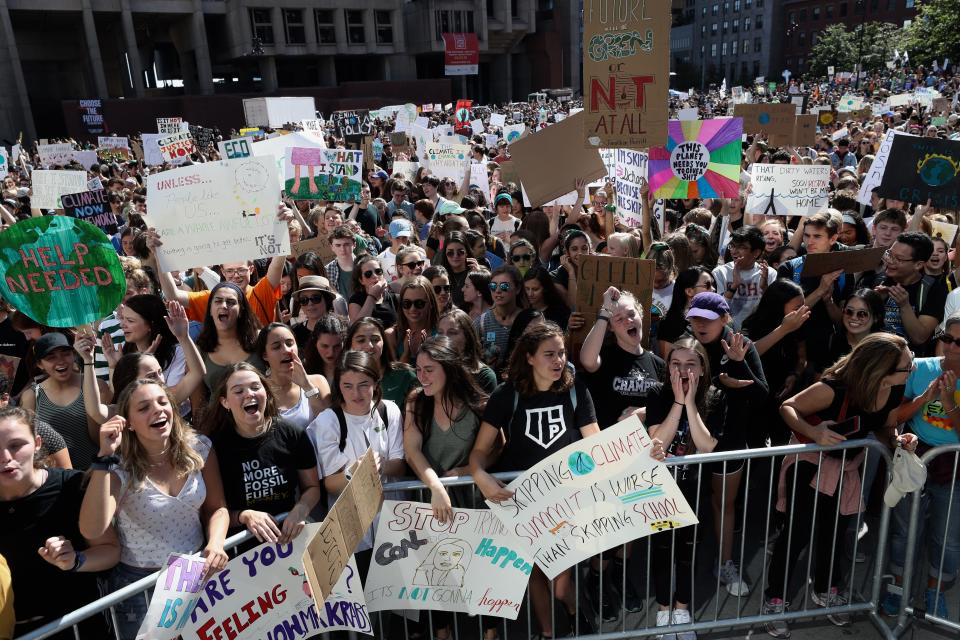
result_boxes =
[486,416,698,580]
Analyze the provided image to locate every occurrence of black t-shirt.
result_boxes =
[0,468,101,621]
[657,313,689,346]
[644,385,724,480]
[482,377,597,472]
[211,419,317,517]
[817,379,904,433]
[777,254,855,355]
[348,290,399,329]
[878,276,947,353]
[0,315,28,395]
[587,344,665,429]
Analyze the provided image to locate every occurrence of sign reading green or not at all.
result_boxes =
[0,217,125,327]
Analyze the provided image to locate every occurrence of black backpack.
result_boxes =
[333,402,389,452]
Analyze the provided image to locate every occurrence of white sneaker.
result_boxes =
[761,598,790,638]
[717,560,752,596]
[671,608,697,640]
[656,609,676,640]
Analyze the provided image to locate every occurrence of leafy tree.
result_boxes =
[807,22,901,77]
[904,0,960,64]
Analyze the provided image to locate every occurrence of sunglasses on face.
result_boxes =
[489,282,511,292]
[511,253,534,263]
[433,284,452,294]
[446,248,466,257]
[401,260,424,269]
[363,268,384,278]
[843,308,869,319]
[938,334,960,346]
[402,298,428,310]
[298,295,327,306]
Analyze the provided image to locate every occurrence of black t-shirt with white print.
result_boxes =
[587,343,665,429]
[482,376,597,472]
[212,419,316,519]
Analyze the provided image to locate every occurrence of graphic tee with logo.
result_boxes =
[482,377,596,472]
[587,344,664,429]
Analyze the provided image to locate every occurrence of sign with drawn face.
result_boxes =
[364,502,532,619]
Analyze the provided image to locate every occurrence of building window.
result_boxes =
[315,9,336,44]
[345,9,364,44]
[711,23,717,34]
[435,11,475,41]
[744,16,751,29]
[745,0,752,7]
[743,38,750,53]
[755,14,763,28]
[798,31,806,45]
[722,41,727,55]
[799,9,806,21]
[249,8,274,45]
[375,10,393,44]
[723,20,728,32]
[711,43,717,56]
[734,0,741,11]
[283,9,305,44]
[754,37,762,52]
[756,0,763,7]
[813,7,820,19]
[826,4,833,17]
[712,3,719,16]
[732,19,738,32]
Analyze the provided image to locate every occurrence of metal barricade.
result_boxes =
[890,443,960,638]
[15,439,895,640]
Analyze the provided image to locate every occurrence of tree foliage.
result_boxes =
[904,0,960,64]
[807,22,902,77]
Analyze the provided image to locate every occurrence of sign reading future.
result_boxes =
[0,217,125,327]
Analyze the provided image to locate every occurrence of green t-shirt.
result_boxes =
[337,267,353,299]
[382,367,417,408]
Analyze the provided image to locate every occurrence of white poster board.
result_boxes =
[489,113,506,128]
[98,136,129,149]
[72,150,99,170]
[251,131,327,189]
[857,129,911,206]
[365,501,532,619]
[135,553,206,640]
[157,132,196,165]
[746,164,830,216]
[469,163,490,196]
[147,156,288,271]
[31,170,87,209]
[157,117,184,135]
[504,124,525,144]
[423,144,470,182]
[141,133,166,166]
[38,143,74,168]
[486,416,699,580]
[614,149,652,230]
[391,161,420,179]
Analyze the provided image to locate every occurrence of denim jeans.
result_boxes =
[890,479,960,584]
[102,563,157,640]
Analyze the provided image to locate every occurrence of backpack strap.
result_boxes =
[376,401,388,429]
[335,406,348,453]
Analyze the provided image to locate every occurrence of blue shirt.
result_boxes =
[904,357,960,446]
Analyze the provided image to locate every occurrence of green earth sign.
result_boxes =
[0,216,125,327]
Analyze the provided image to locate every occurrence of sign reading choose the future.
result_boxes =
[0,216,125,327]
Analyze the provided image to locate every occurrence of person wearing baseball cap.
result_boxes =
[378,218,414,282]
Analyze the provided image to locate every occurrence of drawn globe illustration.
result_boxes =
[917,154,959,188]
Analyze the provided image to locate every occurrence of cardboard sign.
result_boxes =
[648,118,743,199]
[582,0,670,148]
[389,131,409,154]
[509,112,605,207]
[30,170,87,209]
[746,164,830,216]
[147,157,289,272]
[291,235,335,264]
[423,143,470,182]
[793,114,818,146]
[217,138,252,160]
[157,117,183,135]
[817,109,839,126]
[365,502,532,619]
[932,97,951,114]
[331,110,373,137]
[613,148,649,228]
[0,354,20,390]
[303,449,384,603]
[877,136,960,208]
[135,553,206,640]
[573,255,654,345]
[98,136,129,149]
[800,247,886,278]
[284,148,362,201]
[0,216,125,328]
[180,541,371,640]
[37,143,74,168]
[857,129,910,205]
[60,189,118,234]
[157,132,196,164]
[733,103,797,144]
[486,415,698,579]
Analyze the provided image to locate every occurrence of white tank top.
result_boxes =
[280,389,312,429]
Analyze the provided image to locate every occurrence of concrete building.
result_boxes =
[690,0,783,89]
[0,0,575,144]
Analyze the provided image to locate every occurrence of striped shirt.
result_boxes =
[94,314,125,381]
[35,380,97,470]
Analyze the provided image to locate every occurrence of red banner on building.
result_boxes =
[442,33,479,76]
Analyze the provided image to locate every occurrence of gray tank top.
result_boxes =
[35,379,97,470]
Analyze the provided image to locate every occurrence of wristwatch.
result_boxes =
[304,386,321,399]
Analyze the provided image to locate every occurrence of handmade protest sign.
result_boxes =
[188,125,215,151]
[793,114,818,146]
[392,161,420,180]
[251,131,326,190]
[98,136,129,149]
[571,255,654,346]
[614,148,649,228]
[510,112,605,207]
[291,235,335,263]
[30,170,87,209]
[838,94,865,111]
[331,110,373,138]
[365,501,532,619]
[745,164,830,216]
[647,118,742,199]
[503,124,525,144]
[0,148,6,175]
[284,148,363,201]
[486,415,698,579]
[817,109,839,126]
[489,113,507,129]
[136,553,206,640]
[157,132,196,164]
[147,157,288,272]
[424,144,470,182]
[157,117,184,134]
[72,151,99,171]
[303,449,383,603]
[0,354,19,387]
[801,247,886,278]
[931,219,959,246]
[877,136,960,208]
[217,138,252,160]
[582,0,670,148]
[60,190,118,234]
[179,539,371,640]
[0,216,125,327]
[733,103,796,145]
[857,129,910,206]
[37,143,74,168]
[469,164,490,198]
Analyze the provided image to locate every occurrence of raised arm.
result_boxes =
[79,418,124,539]
[164,300,207,404]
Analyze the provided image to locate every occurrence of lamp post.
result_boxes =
[855,0,866,89]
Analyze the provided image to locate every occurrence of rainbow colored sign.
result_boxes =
[648,118,743,199]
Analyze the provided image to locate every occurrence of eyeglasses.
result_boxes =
[489,282,511,292]
[298,295,327,306]
[843,308,870,319]
[222,267,250,277]
[938,334,960,346]
[363,268,384,278]
[402,299,428,310]
[882,249,917,265]
[433,284,452,294]
[692,282,713,291]
[893,351,917,374]
[511,253,534,263]
[446,248,466,257]
[401,260,424,269]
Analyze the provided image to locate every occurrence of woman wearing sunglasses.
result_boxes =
[475,265,527,373]
[290,276,338,352]
[508,238,539,276]
[440,231,480,310]
[820,289,886,371]
[423,265,453,312]
[391,277,440,364]
[348,254,399,328]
